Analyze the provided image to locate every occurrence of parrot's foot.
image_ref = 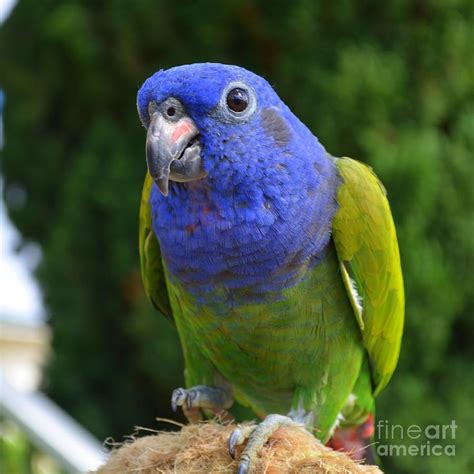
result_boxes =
[229,414,305,474]
[171,385,233,423]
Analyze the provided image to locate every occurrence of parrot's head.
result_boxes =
[137,63,324,197]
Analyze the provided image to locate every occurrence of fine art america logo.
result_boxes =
[376,420,457,457]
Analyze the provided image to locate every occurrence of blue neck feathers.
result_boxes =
[150,108,340,306]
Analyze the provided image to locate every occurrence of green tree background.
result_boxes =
[1,1,473,472]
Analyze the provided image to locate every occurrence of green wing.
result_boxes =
[139,172,173,321]
[332,157,404,396]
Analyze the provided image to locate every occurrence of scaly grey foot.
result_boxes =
[171,385,233,423]
[229,414,306,474]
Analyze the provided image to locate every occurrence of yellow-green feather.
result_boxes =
[139,172,173,321]
[332,157,405,396]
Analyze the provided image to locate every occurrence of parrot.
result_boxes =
[136,63,404,473]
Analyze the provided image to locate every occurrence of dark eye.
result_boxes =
[166,106,176,117]
[226,88,249,113]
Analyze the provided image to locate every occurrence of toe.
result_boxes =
[236,460,249,474]
[228,424,255,460]
[228,427,242,459]
[171,387,186,412]
[186,388,198,410]
[231,414,303,473]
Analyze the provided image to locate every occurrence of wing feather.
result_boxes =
[139,173,173,321]
[332,157,404,395]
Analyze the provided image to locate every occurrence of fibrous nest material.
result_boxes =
[97,419,382,473]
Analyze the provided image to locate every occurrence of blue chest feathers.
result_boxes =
[150,145,340,306]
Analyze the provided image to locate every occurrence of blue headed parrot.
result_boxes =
[137,63,404,472]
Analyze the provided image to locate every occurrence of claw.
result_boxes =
[172,387,199,412]
[186,389,197,410]
[171,387,187,412]
[228,428,241,459]
[236,461,249,474]
[170,385,234,424]
[228,424,255,462]
[231,414,304,473]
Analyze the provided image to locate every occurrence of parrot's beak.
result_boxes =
[146,110,206,196]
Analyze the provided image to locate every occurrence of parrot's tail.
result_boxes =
[326,413,379,465]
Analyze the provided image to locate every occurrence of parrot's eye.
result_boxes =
[166,106,176,117]
[217,81,256,123]
[226,88,249,113]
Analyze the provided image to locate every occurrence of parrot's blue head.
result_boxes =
[137,63,324,196]
[137,64,339,302]
[137,63,282,131]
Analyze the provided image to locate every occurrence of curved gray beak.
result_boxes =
[146,110,206,196]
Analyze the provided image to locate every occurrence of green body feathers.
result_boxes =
[139,157,404,441]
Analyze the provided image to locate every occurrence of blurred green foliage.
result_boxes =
[1,1,473,472]
[0,419,64,474]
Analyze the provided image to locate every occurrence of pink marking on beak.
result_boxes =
[172,121,194,143]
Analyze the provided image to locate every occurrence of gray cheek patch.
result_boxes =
[261,107,292,147]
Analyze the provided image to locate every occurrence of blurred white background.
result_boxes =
[0,0,44,326]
